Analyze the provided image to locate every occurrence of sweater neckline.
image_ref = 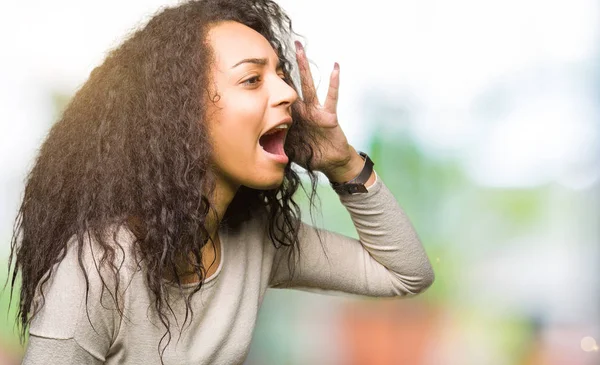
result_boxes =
[201,226,225,284]
[166,226,226,291]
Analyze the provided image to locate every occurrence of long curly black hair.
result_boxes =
[6,0,324,359]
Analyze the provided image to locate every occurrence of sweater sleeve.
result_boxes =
[22,336,104,365]
[268,172,434,297]
[23,230,132,363]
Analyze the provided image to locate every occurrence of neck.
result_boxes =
[127,174,239,285]
[205,174,239,240]
[166,176,238,285]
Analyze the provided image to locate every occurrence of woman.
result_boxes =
[8,0,434,364]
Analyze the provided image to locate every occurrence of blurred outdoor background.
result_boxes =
[1,0,599,364]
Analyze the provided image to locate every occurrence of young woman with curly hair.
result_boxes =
[8,0,434,363]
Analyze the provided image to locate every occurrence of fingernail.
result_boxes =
[295,41,303,52]
[334,62,339,71]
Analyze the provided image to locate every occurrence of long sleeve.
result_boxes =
[269,172,434,297]
[22,231,132,364]
[22,336,104,365]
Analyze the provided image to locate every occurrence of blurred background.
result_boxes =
[1,0,598,364]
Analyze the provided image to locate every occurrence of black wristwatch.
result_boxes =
[330,151,375,195]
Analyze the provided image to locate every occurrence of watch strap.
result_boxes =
[330,151,374,195]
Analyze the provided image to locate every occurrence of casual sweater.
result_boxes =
[22,172,434,364]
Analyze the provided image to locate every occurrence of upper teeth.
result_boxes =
[265,124,288,135]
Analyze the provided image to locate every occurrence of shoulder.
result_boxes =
[29,224,138,349]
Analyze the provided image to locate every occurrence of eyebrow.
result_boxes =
[231,57,283,70]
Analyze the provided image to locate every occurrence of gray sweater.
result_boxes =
[22,173,434,364]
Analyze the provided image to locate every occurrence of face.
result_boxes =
[205,21,298,194]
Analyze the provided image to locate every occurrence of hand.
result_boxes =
[293,41,354,178]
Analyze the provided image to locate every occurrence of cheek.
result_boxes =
[221,104,262,147]
[210,96,266,161]
[221,96,265,144]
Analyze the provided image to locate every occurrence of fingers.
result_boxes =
[323,62,339,113]
[295,100,308,120]
[295,41,317,104]
[295,42,341,115]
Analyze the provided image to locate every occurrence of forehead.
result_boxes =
[207,21,278,68]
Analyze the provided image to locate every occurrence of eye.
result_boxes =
[242,75,261,86]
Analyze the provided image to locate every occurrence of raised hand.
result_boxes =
[293,41,356,180]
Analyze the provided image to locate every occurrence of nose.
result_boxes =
[270,75,298,108]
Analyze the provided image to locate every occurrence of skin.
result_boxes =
[190,21,375,283]
[206,21,298,218]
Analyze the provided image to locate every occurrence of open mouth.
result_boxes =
[259,128,287,156]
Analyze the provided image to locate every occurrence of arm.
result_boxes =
[23,337,104,365]
[271,44,433,296]
[269,171,434,297]
[22,234,126,364]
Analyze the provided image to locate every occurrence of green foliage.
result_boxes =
[293,119,549,306]
[0,263,25,356]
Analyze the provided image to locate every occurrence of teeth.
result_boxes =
[264,124,289,135]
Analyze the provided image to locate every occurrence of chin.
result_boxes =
[266,178,284,190]
[259,176,285,191]
[245,171,285,191]
[242,151,288,190]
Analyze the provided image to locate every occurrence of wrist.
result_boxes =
[325,146,366,183]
